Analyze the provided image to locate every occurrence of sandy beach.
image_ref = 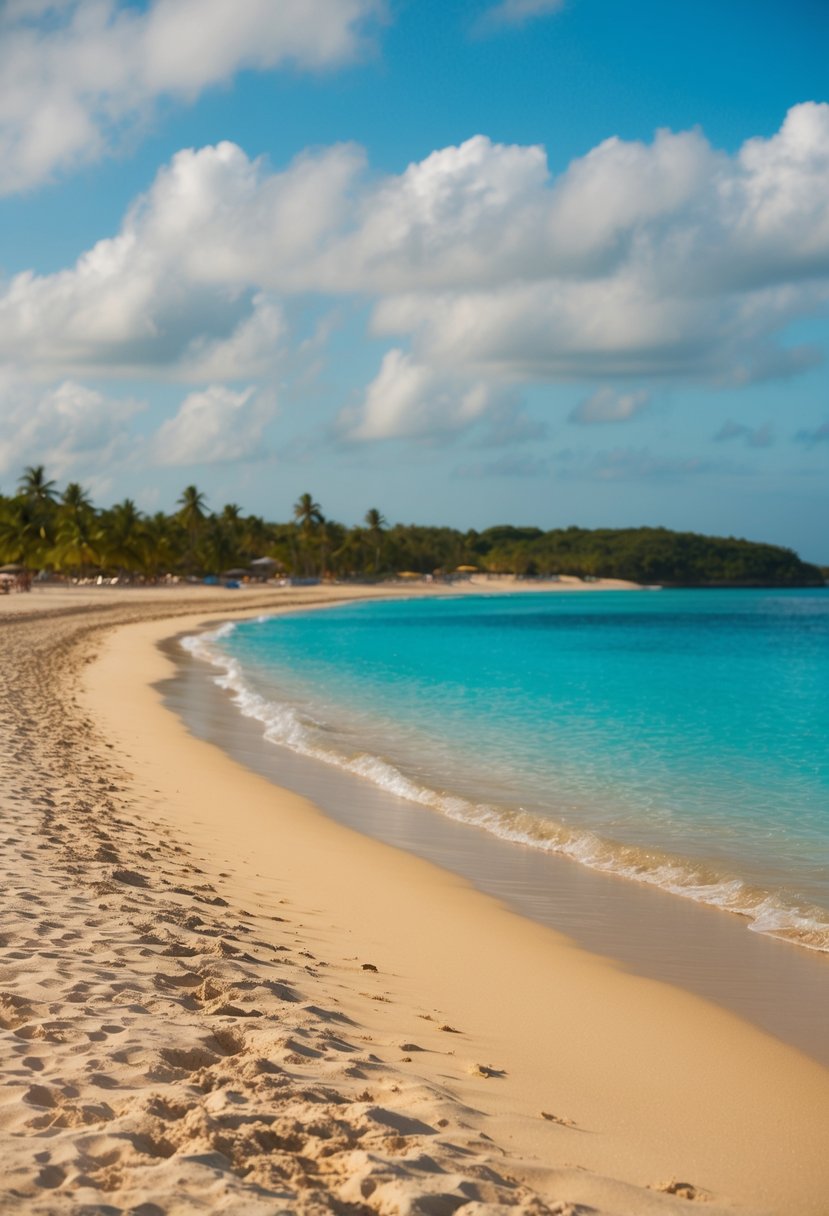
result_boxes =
[2,582,829,1215]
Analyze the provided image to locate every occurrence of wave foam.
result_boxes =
[182,625,829,954]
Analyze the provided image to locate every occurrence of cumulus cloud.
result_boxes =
[337,349,498,442]
[713,420,774,448]
[1,104,828,445]
[177,294,286,382]
[371,279,823,387]
[0,0,383,193]
[0,373,141,481]
[152,383,275,466]
[0,140,361,377]
[569,387,651,425]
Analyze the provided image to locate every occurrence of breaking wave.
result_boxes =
[182,622,829,954]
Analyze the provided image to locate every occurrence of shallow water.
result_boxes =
[184,589,829,954]
[163,634,829,1066]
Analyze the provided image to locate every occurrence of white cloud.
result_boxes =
[0,140,361,377]
[178,293,286,381]
[0,0,383,193]
[569,387,651,425]
[337,349,498,441]
[152,383,274,466]
[327,134,550,291]
[0,373,141,481]
[370,277,821,386]
[477,0,565,32]
[0,105,828,448]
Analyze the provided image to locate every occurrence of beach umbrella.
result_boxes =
[396,571,422,579]
[455,565,479,573]
[222,568,249,578]
[0,563,25,573]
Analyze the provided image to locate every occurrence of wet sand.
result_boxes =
[165,636,829,1068]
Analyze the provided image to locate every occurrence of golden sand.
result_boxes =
[1,583,827,1214]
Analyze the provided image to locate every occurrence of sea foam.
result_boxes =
[182,620,829,954]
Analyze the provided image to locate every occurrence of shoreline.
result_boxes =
[2,585,829,1213]
[164,625,829,1068]
[173,597,829,962]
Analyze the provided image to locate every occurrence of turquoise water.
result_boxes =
[184,589,829,951]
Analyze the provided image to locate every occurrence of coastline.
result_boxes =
[165,629,829,1068]
[2,584,829,1214]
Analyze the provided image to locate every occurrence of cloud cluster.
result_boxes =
[153,383,275,466]
[0,0,383,193]
[0,369,278,485]
[337,349,498,442]
[0,372,141,482]
[1,104,828,445]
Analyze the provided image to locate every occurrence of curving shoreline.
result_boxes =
[179,598,829,962]
[2,583,829,1214]
[167,617,829,1069]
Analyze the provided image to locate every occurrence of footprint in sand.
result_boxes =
[35,1164,66,1189]
[0,993,37,1030]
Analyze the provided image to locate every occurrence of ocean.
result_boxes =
[182,588,829,956]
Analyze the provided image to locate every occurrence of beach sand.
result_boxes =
[2,583,828,1214]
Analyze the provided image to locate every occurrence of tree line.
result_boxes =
[0,466,823,586]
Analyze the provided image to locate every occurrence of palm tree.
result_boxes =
[177,485,208,572]
[50,482,98,576]
[364,507,387,574]
[13,465,58,561]
[293,493,323,576]
[139,512,177,580]
[52,512,100,577]
[0,497,48,566]
[320,518,345,580]
[60,482,93,513]
[205,514,246,575]
[217,504,244,562]
[293,492,323,531]
[99,499,143,575]
[240,513,270,563]
[333,524,367,578]
[18,465,57,504]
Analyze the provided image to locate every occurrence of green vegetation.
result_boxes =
[471,525,824,586]
[0,467,823,586]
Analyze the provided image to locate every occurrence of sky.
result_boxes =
[0,0,827,561]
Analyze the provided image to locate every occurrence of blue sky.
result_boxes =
[0,0,827,560]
